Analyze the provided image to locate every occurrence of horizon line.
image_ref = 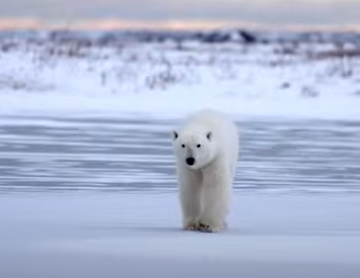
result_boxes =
[0,18,359,33]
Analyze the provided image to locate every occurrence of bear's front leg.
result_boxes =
[178,168,203,231]
[197,172,231,233]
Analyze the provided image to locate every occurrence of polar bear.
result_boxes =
[171,109,239,233]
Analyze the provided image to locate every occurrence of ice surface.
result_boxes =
[1,115,360,193]
[1,192,360,278]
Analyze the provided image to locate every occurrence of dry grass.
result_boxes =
[0,75,53,92]
[311,49,360,60]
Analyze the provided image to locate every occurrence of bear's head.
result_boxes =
[171,128,218,170]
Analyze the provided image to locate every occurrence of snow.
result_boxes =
[1,191,360,278]
[1,36,360,277]
[0,40,360,120]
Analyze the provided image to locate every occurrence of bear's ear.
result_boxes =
[172,131,179,141]
[206,132,212,141]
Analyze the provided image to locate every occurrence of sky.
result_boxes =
[0,0,360,30]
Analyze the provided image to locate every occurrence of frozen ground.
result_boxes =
[1,115,360,278]
[1,38,360,277]
[1,192,360,278]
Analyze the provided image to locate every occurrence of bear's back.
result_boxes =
[182,109,228,131]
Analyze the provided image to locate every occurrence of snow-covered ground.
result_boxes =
[1,37,360,277]
[1,114,360,278]
[1,192,360,278]
[1,39,360,120]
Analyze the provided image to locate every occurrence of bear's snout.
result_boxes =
[186,157,195,166]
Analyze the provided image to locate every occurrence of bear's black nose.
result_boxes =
[186,157,195,166]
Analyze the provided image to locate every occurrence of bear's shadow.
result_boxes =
[83,225,249,236]
[83,225,183,234]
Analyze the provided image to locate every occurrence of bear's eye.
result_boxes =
[181,144,185,148]
[197,144,201,148]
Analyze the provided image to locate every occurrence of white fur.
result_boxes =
[171,109,239,233]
